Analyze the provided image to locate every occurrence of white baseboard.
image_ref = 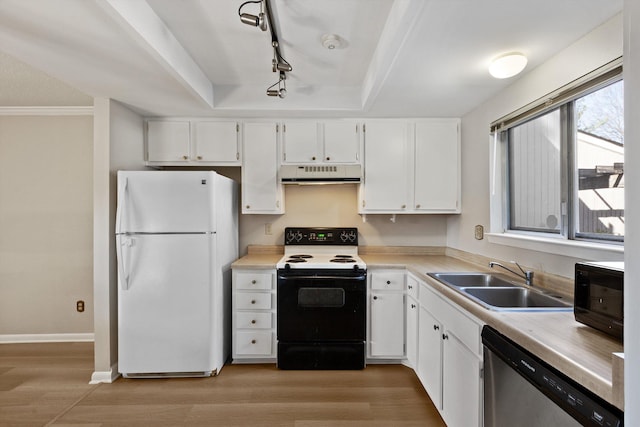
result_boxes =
[90,363,120,384]
[0,333,95,343]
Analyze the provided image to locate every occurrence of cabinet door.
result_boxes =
[361,121,411,212]
[242,123,284,214]
[147,120,190,162]
[406,295,418,369]
[418,306,443,409]
[193,121,240,164]
[414,120,460,212]
[370,292,405,357]
[282,122,319,163]
[442,333,482,427]
[323,122,360,163]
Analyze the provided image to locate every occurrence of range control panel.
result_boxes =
[284,227,359,245]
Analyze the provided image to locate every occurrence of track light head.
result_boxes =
[266,88,287,98]
[239,12,266,30]
[276,62,292,72]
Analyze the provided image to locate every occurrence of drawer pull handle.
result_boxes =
[411,304,416,309]
[386,280,391,285]
[408,285,413,289]
[373,296,378,300]
[251,300,256,304]
[433,325,440,331]
[251,280,257,284]
[251,339,256,344]
[442,333,448,340]
[251,319,256,324]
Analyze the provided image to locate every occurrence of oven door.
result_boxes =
[277,269,366,342]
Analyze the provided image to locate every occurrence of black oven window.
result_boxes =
[298,288,345,308]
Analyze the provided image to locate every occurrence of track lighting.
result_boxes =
[238,1,267,31]
[266,72,287,98]
[238,0,292,98]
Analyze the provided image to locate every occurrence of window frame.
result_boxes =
[489,60,624,252]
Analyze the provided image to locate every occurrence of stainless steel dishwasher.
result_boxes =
[482,326,623,427]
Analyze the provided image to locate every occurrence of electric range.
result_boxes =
[276,227,367,370]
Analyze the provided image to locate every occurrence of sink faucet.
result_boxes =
[489,261,534,286]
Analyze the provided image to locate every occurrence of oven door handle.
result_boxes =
[278,274,367,281]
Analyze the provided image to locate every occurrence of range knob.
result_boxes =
[285,230,297,244]
[340,231,349,242]
[295,231,303,241]
[348,231,357,242]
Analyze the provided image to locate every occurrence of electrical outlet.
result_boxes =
[265,223,272,235]
[474,225,484,240]
[76,300,85,313]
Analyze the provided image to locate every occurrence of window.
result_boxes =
[496,69,623,244]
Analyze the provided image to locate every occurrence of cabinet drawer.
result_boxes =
[371,271,405,290]
[235,331,273,355]
[235,272,273,290]
[235,312,273,329]
[236,292,272,310]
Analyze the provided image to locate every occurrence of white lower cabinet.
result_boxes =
[415,275,483,427]
[368,270,406,359]
[405,274,419,368]
[442,331,483,427]
[231,269,277,362]
[418,305,443,408]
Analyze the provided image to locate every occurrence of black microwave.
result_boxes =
[574,262,623,342]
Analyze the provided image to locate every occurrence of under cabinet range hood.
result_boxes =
[280,165,361,184]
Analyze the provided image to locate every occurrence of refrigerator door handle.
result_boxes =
[116,176,128,233]
[117,235,132,290]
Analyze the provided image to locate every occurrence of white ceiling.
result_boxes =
[0,0,623,117]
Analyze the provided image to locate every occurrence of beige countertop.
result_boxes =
[231,250,624,410]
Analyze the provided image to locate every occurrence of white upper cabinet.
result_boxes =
[323,121,360,163]
[414,120,460,212]
[282,121,320,163]
[360,121,412,212]
[147,120,190,163]
[282,121,361,164]
[359,119,460,214]
[192,121,240,164]
[146,119,241,165]
[242,122,284,214]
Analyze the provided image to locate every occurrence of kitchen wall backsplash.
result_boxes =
[239,184,447,255]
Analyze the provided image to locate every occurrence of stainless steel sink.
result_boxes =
[462,287,572,311]
[428,272,573,312]
[428,272,519,288]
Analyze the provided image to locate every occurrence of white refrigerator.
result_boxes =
[115,170,238,377]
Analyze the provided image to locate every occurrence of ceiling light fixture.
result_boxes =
[238,0,267,31]
[489,52,528,79]
[238,0,293,98]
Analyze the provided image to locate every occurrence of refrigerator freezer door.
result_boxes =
[118,233,216,375]
[116,171,216,233]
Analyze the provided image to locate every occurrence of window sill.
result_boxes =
[486,232,623,260]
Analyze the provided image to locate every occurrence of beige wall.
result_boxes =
[0,115,93,336]
[239,184,447,254]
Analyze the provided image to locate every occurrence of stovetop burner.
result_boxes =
[289,254,313,259]
[330,258,356,263]
[285,258,307,263]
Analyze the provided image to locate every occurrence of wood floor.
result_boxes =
[0,342,446,426]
